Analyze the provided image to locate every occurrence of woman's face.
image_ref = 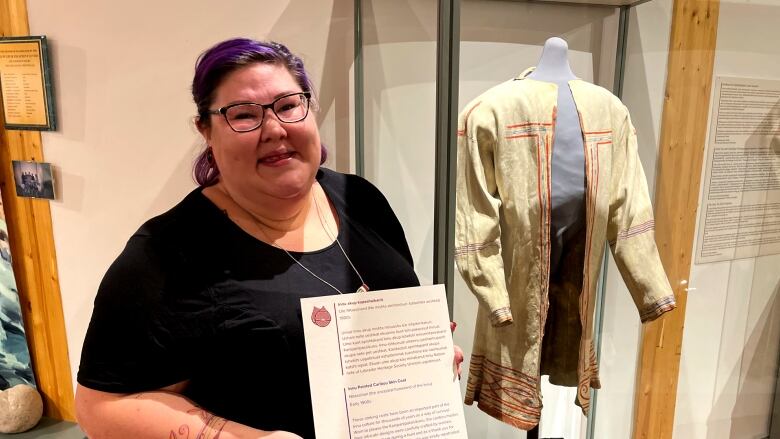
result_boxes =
[200,62,321,202]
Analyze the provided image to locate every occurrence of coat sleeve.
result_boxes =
[454,101,513,327]
[607,111,676,323]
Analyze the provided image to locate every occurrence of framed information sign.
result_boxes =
[0,36,56,131]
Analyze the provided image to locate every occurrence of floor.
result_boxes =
[0,418,84,438]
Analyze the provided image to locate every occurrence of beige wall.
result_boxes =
[26,0,355,391]
[675,0,780,437]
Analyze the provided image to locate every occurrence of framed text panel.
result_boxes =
[0,36,56,131]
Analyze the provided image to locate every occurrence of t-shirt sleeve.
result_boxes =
[77,233,214,394]
[349,175,415,267]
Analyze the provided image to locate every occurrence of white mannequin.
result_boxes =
[527,37,577,82]
[526,37,586,276]
[525,38,586,438]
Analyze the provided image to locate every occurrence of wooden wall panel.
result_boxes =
[631,0,719,437]
[0,0,76,421]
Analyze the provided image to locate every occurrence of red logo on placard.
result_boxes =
[311,306,331,327]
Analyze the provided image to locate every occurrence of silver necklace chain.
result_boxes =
[277,246,347,295]
[251,187,369,295]
[311,190,369,292]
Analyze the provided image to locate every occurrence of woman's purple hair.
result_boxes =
[192,38,327,186]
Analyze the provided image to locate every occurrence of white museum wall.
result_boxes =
[26,0,356,391]
[673,0,780,437]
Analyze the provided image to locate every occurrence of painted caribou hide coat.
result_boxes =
[455,73,676,430]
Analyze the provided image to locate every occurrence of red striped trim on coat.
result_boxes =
[458,101,482,137]
[639,295,677,322]
[617,220,655,241]
[454,241,498,257]
[539,116,553,337]
[466,355,542,429]
[506,121,553,129]
[489,307,513,326]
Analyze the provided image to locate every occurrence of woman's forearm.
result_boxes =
[75,384,301,439]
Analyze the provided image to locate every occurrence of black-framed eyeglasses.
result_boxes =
[207,91,311,133]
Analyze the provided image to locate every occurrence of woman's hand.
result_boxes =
[451,321,464,379]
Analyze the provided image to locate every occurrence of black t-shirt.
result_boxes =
[78,168,420,438]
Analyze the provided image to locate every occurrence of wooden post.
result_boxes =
[0,0,76,421]
[631,0,719,437]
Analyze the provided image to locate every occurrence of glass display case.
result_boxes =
[355,0,779,438]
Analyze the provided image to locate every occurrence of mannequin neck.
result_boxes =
[527,37,577,82]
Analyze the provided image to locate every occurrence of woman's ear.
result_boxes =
[195,117,212,142]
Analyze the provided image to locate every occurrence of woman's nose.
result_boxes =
[260,109,287,142]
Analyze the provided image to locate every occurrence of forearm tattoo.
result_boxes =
[169,409,228,439]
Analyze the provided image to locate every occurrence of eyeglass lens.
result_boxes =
[225,93,309,132]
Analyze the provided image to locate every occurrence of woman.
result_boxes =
[75,38,447,438]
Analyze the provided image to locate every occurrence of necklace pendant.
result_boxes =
[356,284,369,294]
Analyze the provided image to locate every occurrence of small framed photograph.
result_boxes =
[12,160,56,200]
